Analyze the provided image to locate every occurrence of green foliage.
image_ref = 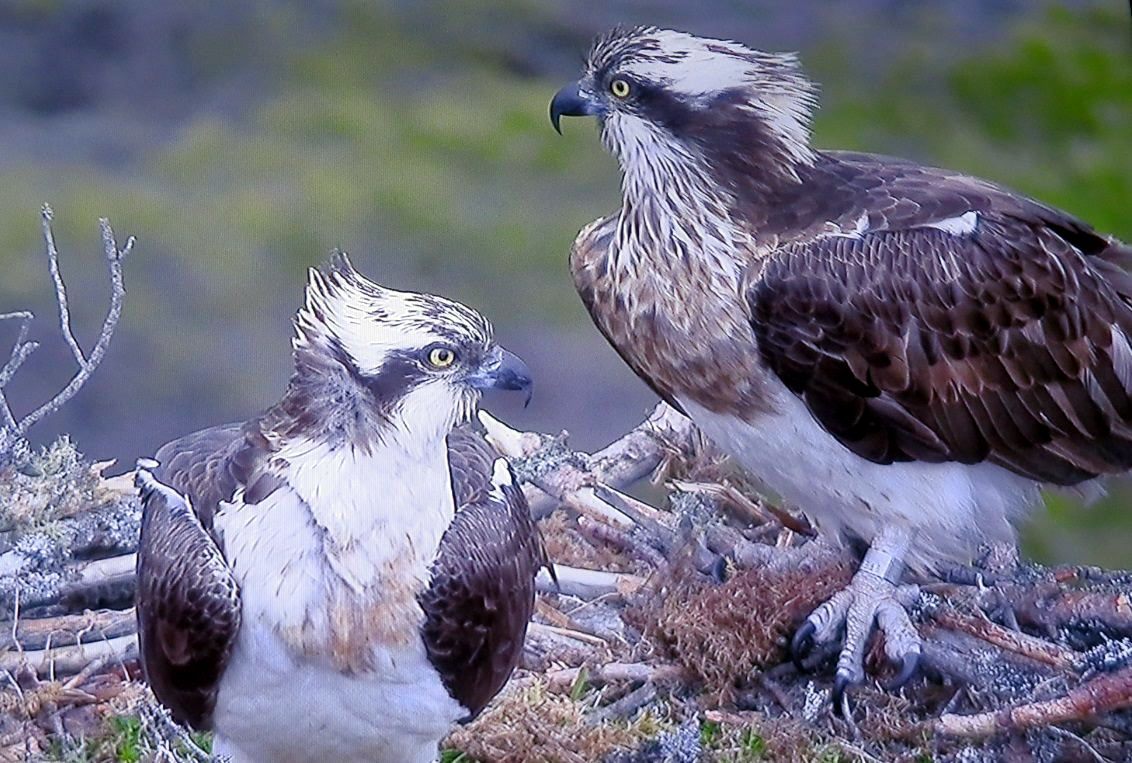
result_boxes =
[568,665,590,701]
[108,715,143,763]
[739,728,767,758]
[815,5,1131,242]
[700,719,723,746]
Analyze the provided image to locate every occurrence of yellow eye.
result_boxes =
[427,346,456,368]
[610,78,631,98]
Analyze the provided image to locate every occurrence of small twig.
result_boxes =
[588,682,658,725]
[60,655,110,691]
[541,662,685,691]
[0,311,38,432]
[41,205,85,367]
[528,622,609,649]
[1047,725,1113,763]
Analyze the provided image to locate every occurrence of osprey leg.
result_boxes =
[791,526,922,708]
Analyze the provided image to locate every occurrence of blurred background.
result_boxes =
[0,0,1127,565]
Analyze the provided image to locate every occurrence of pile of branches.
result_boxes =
[2,403,1131,761]
[2,209,1132,761]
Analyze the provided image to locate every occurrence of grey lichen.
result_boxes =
[0,435,102,532]
[0,427,31,472]
[510,431,590,484]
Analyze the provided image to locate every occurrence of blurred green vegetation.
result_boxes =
[0,1,1127,565]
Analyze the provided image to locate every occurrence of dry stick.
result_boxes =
[933,608,1076,670]
[935,665,1132,738]
[576,516,667,568]
[537,564,645,599]
[1,608,136,653]
[588,681,658,725]
[62,553,137,596]
[16,208,135,435]
[0,633,137,678]
[541,662,686,692]
[671,479,812,535]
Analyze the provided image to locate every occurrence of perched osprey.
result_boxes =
[134,253,544,763]
[551,26,1132,702]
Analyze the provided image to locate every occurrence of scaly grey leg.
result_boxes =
[790,526,922,709]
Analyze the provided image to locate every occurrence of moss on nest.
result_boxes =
[646,560,853,694]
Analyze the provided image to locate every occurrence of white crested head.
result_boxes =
[280,253,530,451]
[556,26,818,191]
[294,252,492,377]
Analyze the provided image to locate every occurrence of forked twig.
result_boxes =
[0,206,136,437]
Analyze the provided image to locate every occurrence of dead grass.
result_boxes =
[445,681,667,763]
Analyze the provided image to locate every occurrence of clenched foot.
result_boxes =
[791,568,922,711]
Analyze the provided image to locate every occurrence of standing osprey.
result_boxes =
[551,26,1132,702]
[134,253,544,762]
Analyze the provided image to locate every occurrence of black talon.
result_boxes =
[882,651,920,690]
[831,673,853,716]
[790,621,816,671]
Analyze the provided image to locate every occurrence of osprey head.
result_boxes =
[290,252,531,444]
[551,26,818,187]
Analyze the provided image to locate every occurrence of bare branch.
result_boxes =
[0,311,39,432]
[15,211,134,435]
[40,204,86,367]
[935,665,1132,738]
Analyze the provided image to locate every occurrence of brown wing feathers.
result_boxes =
[750,212,1132,485]
[135,468,241,730]
[420,431,546,721]
[142,418,543,728]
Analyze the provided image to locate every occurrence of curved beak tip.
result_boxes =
[549,82,597,134]
[472,348,533,404]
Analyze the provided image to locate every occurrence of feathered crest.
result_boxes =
[292,250,492,374]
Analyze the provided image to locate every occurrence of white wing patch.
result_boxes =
[919,211,979,236]
[488,457,513,503]
[828,211,871,240]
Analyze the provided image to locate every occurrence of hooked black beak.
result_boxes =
[468,347,533,406]
[550,81,601,134]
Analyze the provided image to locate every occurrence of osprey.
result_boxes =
[551,26,1132,702]
[134,253,544,763]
